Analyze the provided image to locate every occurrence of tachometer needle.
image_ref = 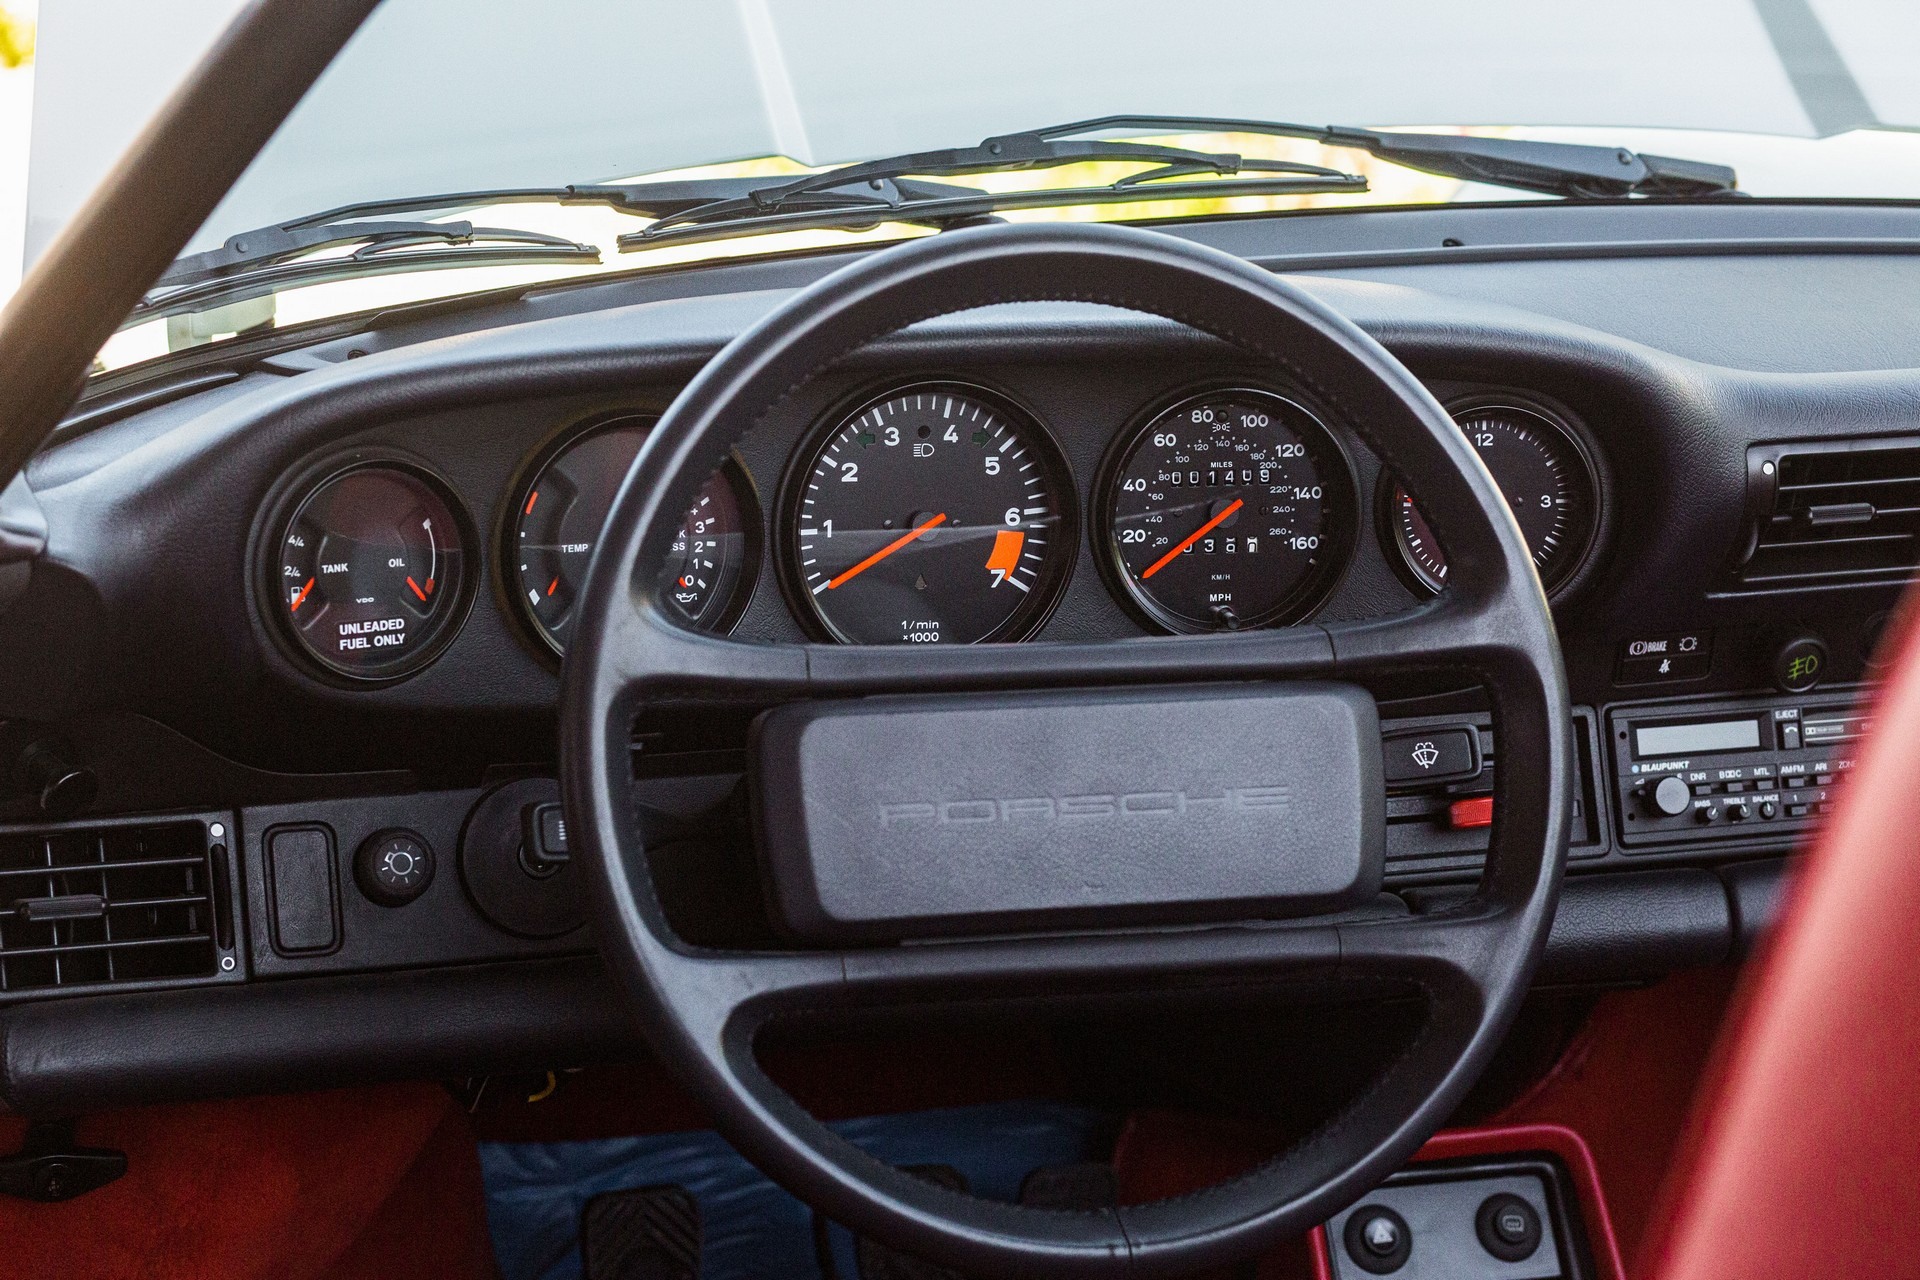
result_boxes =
[828,513,947,589]
[1140,498,1243,580]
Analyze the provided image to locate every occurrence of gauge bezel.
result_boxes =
[774,378,1078,645]
[498,411,763,661]
[1376,392,1605,603]
[1092,382,1359,635]
[258,453,479,685]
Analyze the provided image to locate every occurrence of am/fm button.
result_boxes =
[1381,727,1479,784]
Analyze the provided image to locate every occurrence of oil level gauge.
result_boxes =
[273,462,471,679]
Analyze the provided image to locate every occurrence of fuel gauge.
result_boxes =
[274,462,471,679]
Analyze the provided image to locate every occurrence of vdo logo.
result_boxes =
[878,785,1290,828]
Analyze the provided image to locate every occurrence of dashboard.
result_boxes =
[1,196,1916,1111]
[250,372,1608,681]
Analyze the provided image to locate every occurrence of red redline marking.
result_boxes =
[1140,498,1244,580]
[828,513,947,589]
[407,576,428,602]
[425,578,434,595]
[524,490,538,516]
[547,577,559,596]
[289,577,314,611]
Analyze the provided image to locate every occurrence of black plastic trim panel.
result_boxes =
[0,866,1786,1114]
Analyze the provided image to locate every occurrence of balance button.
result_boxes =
[1476,1193,1542,1263]
[1344,1206,1412,1274]
[1759,801,1778,819]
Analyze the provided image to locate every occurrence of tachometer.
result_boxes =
[273,462,472,679]
[783,383,1073,644]
[1384,399,1598,597]
[1098,388,1354,633]
[510,415,757,654]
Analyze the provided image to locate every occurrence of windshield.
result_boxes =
[62,0,1920,371]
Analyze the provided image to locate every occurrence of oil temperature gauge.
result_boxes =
[510,416,757,655]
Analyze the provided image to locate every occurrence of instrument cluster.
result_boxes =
[257,377,1607,680]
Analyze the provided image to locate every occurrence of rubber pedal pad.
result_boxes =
[580,1183,700,1280]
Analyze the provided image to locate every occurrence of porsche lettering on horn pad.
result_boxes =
[752,684,1384,942]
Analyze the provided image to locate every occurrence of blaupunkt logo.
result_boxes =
[878,785,1289,828]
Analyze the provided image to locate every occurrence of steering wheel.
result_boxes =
[560,221,1572,1276]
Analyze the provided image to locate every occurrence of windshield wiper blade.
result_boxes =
[154,218,600,291]
[617,132,1365,250]
[132,221,602,326]
[611,114,1735,253]
[1045,116,1739,199]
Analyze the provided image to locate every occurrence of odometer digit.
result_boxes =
[1100,388,1353,632]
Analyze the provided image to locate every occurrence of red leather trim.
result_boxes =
[1414,1124,1626,1280]
[1307,1225,1336,1280]
[1645,595,1920,1279]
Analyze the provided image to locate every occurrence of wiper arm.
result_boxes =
[619,132,1366,250]
[1046,116,1739,199]
[611,114,1735,253]
[133,220,601,326]
[155,219,600,291]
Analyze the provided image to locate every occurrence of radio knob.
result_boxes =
[1727,801,1751,822]
[1649,775,1692,818]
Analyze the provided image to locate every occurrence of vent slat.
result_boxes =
[0,821,218,994]
[1745,439,1920,586]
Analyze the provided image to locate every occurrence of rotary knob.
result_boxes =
[355,830,435,907]
[1649,775,1691,818]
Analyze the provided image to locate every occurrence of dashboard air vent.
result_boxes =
[1741,437,1920,586]
[0,819,221,993]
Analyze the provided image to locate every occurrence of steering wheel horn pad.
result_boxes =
[560,222,1571,1276]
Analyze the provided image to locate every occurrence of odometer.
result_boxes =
[1100,388,1353,633]
[784,383,1073,645]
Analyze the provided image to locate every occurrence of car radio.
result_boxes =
[1608,691,1866,846]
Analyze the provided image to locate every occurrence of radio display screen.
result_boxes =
[1633,717,1762,759]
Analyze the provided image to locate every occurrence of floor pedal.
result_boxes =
[581,1184,701,1280]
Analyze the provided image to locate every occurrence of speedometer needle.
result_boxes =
[828,512,947,589]
[1140,498,1243,580]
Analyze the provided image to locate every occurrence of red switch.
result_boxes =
[1448,796,1494,829]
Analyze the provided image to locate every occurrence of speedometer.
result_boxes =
[1098,388,1354,633]
[781,382,1073,645]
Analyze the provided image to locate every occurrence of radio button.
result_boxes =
[1788,803,1810,818]
[1651,776,1692,817]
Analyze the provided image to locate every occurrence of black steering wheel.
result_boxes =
[560,221,1571,1276]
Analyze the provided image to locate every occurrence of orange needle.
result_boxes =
[289,577,314,611]
[407,576,429,601]
[828,513,947,589]
[1140,498,1244,580]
